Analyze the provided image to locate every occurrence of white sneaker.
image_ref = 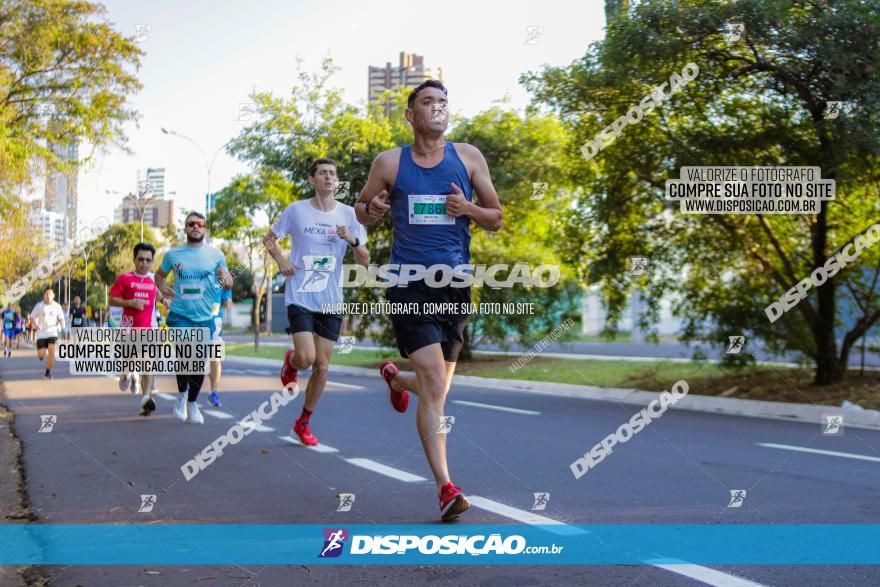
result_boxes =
[118,374,131,392]
[186,401,204,425]
[173,394,188,421]
[129,373,139,394]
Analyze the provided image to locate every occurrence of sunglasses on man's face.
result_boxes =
[186,221,205,228]
[136,257,153,263]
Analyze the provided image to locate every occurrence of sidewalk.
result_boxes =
[226,338,880,372]
[221,330,880,369]
[0,378,38,586]
[229,355,880,430]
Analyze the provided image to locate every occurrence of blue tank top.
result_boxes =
[390,142,473,267]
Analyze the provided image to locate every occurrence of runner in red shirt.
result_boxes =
[109,243,159,415]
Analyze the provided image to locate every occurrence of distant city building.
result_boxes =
[368,52,443,111]
[140,167,166,198]
[43,142,79,243]
[28,202,67,250]
[113,194,174,228]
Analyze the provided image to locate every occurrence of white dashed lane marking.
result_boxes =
[344,458,427,482]
[466,496,586,535]
[758,442,880,463]
[452,400,540,415]
[468,496,768,586]
[280,435,339,453]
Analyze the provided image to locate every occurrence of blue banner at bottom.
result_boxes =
[1,524,878,565]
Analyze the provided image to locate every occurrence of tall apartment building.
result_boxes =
[43,141,79,243]
[140,167,166,198]
[28,201,67,250]
[368,52,443,110]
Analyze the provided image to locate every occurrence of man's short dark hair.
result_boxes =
[407,80,448,108]
[43,286,54,295]
[134,243,156,259]
[309,158,337,177]
[185,211,206,223]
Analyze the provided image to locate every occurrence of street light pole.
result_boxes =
[161,128,231,241]
[136,189,155,242]
[82,247,92,318]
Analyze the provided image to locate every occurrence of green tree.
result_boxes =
[91,223,159,287]
[523,0,880,383]
[0,194,44,289]
[227,58,412,346]
[210,168,294,348]
[228,58,580,354]
[0,0,142,191]
[161,223,181,248]
[447,107,580,357]
[219,243,253,302]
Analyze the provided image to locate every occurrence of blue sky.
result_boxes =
[77,0,605,227]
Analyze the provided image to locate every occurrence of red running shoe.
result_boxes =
[380,361,409,413]
[292,417,318,446]
[281,349,298,389]
[439,482,469,521]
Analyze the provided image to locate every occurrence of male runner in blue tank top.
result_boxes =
[355,80,503,521]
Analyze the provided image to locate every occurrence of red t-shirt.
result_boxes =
[109,272,157,328]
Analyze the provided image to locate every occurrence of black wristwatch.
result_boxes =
[364,200,371,216]
[349,238,360,248]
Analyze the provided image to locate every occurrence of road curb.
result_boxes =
[227,355,880,430]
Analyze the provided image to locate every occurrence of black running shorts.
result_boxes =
[287,304,342,342]
[36,337,58,349]
[386,279,470,362]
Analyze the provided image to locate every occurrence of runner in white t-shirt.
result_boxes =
[263,158,369,446]
[29,287,66,379]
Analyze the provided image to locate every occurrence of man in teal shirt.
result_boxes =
[155,212,233,425]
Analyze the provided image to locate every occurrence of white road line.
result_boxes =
[279,435,339,453]
[156,392,176,401]
[241,422,274,433]
[203,409,234,420]
[466,496,586,536]
[468,496,768,587]
[758,442,880,463]
[650,563,768,587]
[327,381,366,391]
[451,400,540,416]
[245,369,270,375]
[344,458,427,482]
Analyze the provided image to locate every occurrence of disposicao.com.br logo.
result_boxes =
[318,529,564,557]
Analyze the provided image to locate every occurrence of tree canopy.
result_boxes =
[523,0,880,383]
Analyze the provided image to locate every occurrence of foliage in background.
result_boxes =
[219,243,253,302]
[91,223,159,287]
[226,58,579,354]
[210,168,295,345]
[523,0,880,383]
[448,107,580,354]
[0,0,142,191]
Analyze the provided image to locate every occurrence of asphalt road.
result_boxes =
[1,349,878,586]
